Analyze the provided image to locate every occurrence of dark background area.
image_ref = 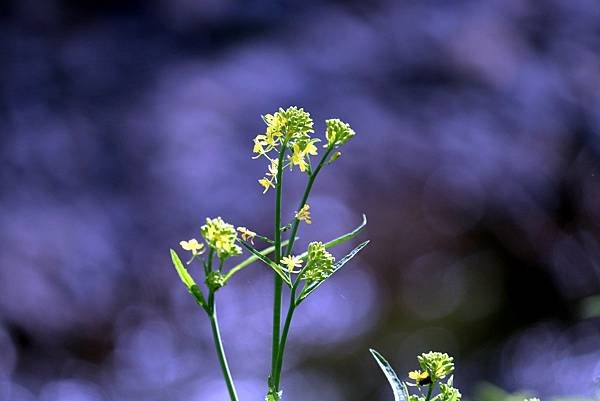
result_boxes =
[1,0,600,400]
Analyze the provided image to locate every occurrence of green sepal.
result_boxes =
[298,240,369,302]
[370,348,407,401]
[238,241,292,287]
[170,249,207,309]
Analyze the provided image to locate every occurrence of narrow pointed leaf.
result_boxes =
[238,241,292,287]
[297,214,367,260]
[298,240,369,302]
[370,348,407,401]
[170,249,207,308]
[170,249,196,288]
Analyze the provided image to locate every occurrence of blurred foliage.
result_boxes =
[474,383,597,401]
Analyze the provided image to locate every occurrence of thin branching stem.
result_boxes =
[271,137,289,384]
[209,301,239,401]
[271,145,334,391]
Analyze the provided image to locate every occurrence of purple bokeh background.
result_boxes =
[1,1,600,400]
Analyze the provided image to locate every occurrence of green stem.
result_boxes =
[270,146,333,392]
[425,382,434,401]
[273,287,297,388]
[283,146,333,258]
[209,303,239,401]
[271,138,289,382]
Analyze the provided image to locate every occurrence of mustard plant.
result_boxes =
[370,349,461,401]
[169,106,368,401]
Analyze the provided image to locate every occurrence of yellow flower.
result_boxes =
[252,135,267,158]
[259,177,275,194]
[179,238,205,256]
[408,370,430,385]
[258,159,279,194]
[289,143,308,172]
[281,255,303,273]
[237,227,256,244]
[266,159,278,179]
[303,140,318,156]
[295,204,311,224]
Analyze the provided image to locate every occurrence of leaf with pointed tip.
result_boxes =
[238,241,292,287]
[298,240,369,302]
[296,214,367,260]
[170,249,207,308]
[170,249,196,288]
[370,349,407,401]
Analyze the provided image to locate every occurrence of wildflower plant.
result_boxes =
[370,349,461,401]
[169,106,368,401]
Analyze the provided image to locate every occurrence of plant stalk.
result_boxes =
[272,145,333,391]
[425,382,434,401]
[273,287,297,388]
[209,303,239,401]
[271,138,289,382]
[283,146,333,258]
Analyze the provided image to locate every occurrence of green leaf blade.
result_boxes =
[170,249,207,309]
[298,240,369,302]
[370,349,407,401]
[170,249,196,288]
[238,241,292,287]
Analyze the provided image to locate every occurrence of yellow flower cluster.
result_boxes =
[295,204,311,224]
[201,217,242,259]
[417,352,454,382]
[325,118,355,147]
[253,107,316,192]
[253,107,314,159]
[289,134,319,172]
[302,242,335,282]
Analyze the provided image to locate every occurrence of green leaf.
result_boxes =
[370,349,407,401]
[170,249,207,308]
[238,241,292,287]
[297,214,367,260]
[298,240,369,302]
[170,249,197,288]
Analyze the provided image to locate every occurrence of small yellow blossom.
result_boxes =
[408,370,430,385]
[303,140,318,156]
[259,177,275,194]
[281,255,303,273]
[266,159,278,179]
[252,135,267,158]
[179,238,205,256]
[258,159,279,194]
[295,204,311,224]
[237,227,256,244]
[289,143,308,172]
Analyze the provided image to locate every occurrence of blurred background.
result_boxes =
[1,0,600,400]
